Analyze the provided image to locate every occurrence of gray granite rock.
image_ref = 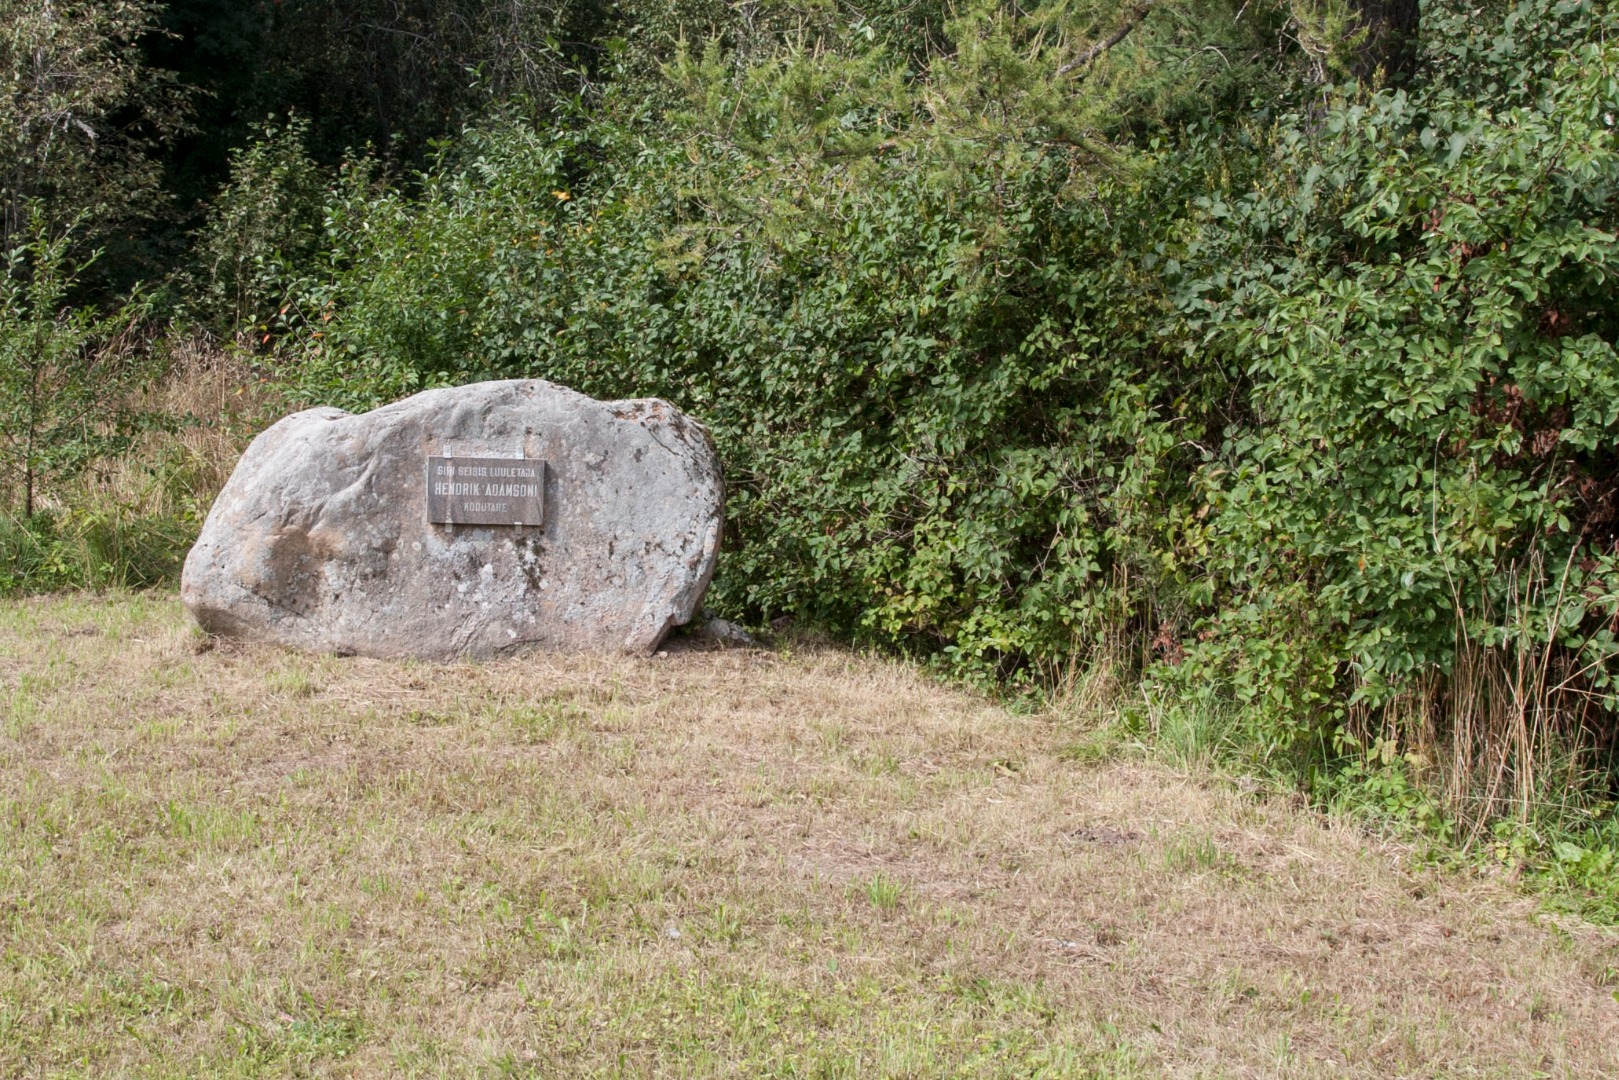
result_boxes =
[181,379,723,658]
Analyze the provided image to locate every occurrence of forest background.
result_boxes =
[1,0,1617,914]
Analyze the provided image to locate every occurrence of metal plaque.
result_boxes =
[426,456,544,526]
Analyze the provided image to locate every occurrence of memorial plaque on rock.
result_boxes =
[425,456,544,525]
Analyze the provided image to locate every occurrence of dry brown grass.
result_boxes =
[147,336,284,490]
[1326,548,1619,857]
[2,594,1617,1077]
[80,335,284,517]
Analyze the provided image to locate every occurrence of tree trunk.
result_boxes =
[1353,0,1421,83]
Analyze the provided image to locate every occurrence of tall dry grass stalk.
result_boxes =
[152,334,278,483]
[85,333,284,515]
[1043,564,1159,725]
[1350,551,1614,847]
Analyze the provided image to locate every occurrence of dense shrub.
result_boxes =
[1159,0,1619,817]
[269,121,1199,674]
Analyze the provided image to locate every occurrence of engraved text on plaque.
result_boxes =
[426,456,544,525]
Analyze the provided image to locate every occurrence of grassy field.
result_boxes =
[2,594,1617,1077]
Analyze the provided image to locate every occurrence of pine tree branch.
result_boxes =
[1056,2,1155,79]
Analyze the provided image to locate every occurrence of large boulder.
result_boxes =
[181,379,723,658]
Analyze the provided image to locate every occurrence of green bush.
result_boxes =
[0,505,193,594]
[189,115,327,334]
[278,115,1201,676]
[1174,0,1619,705]
[0,207,164,518]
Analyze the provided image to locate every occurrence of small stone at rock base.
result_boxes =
[693,617,755,646]
[181,379,723,659]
